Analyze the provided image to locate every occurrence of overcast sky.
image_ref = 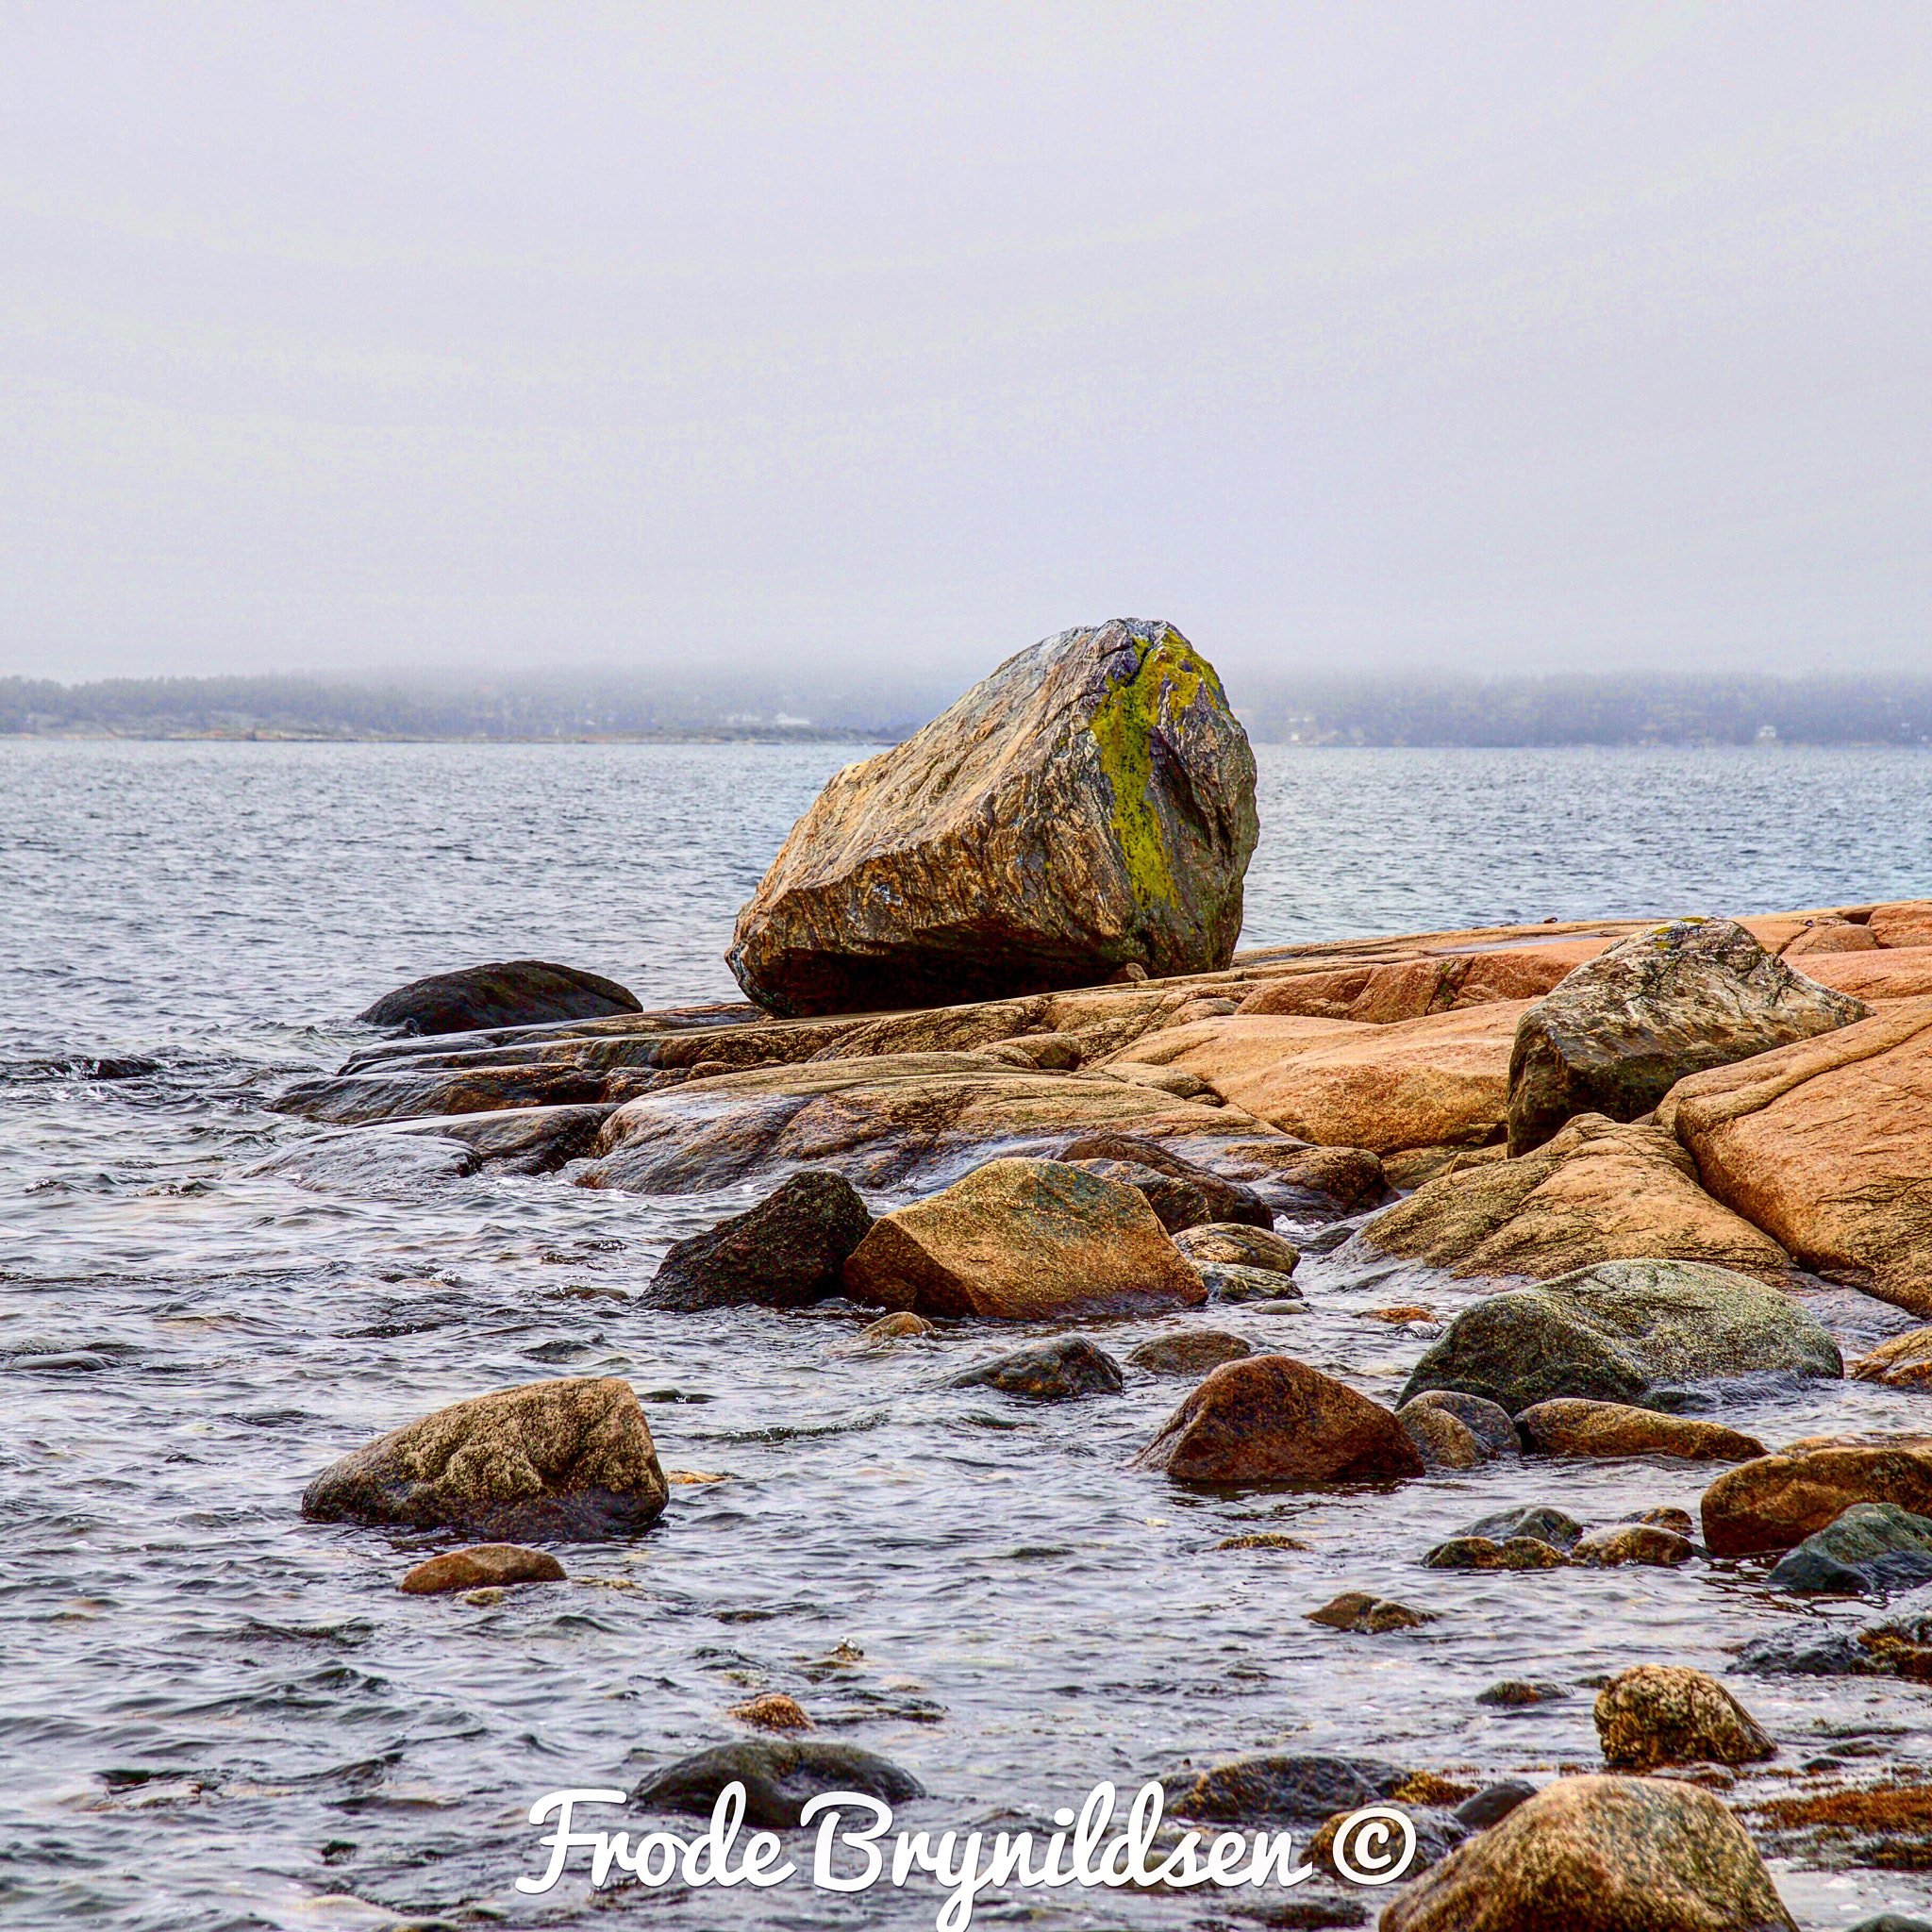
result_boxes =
[4,3,1928,686]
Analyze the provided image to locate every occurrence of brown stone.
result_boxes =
[1125,1329,1254,1376]
[1781,917,1879,958]
[1700,1442,1932,1556]
[1131,1355,1424,1485]
[1359,1113,1790,1284]
[1307,1591,1431,1632]
[398,1544,566,1594]
[841,1158,1205,1320]
[1378,1773,1797,1932]
[1120,1002,1524,1153]
[1572,1524,1694,1567]
[1168,1221,1300,1274]
[1519,1399,1765,1463]
[302,1377,670,1541]
[1423,1535,1570,1571]
[1870,899,1932,949]
[1851,1326,1932,1385]
[1235,941,1609,1024]
[1594,1666,1774,1772]
[728,1692,812,1731]
[1781,941,1932,1004]
[1658,995,1932,1314]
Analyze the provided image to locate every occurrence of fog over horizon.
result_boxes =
[4,4,1928,688]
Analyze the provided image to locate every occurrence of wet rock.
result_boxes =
[357,960,641,1035]
[1738,1588,1932,1681]
[1132,1355,1424,1486]
[841,1311,935,1349]
[1593,1665,1774,1772]
[947,1335,1124,1399]
[1845,1918,1932,1932]
[728,1693,812,1731]
[1507,917,1865,1157]
[1307,1591,1433,1632]
[1657,994,1932,1316]
[1424,1536,1569,1572]
[1701,1443,1932,1557]
[1197,1260,1305,1303]
[1057,1132,1273,1227]
[398,1544,566,1594]
[1359,1112,1791,1286]
[1518,1399,1765,1463]
[1163,1752,1403,1825]
[1398,1258,1841,1415]
[1852,1327,1932,1386]
[1216,1531,1307,1551]
[841,1158,1205,1320]
[725,620,1257,1015]
[1628,1506,1696,1536]
[1170,1221,1299,1274]
[301,1376,669,1541]
[1397,1391,1519,1471]
[1120,1002,1522,1154]
[1475,1683,1568,1708]
[1572,1524,1694,1567]
[276,1062,649,1127]
[1463,1505,1584,1550]
[1378,1773,1797,1932]
[580,1052,1318,1198]
[645,1171,873,1312]
[631,1739,924,1831]
[1453,1778,1538,1828]
[1125,1330,1253,1376]
[1764,1502,1932,1595]
[1059,1158,1217,1233]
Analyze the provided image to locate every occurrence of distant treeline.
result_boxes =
[5,668,1931,746]
[1238,673,1932,747]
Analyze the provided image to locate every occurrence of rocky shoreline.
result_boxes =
[275,625,1932,1927]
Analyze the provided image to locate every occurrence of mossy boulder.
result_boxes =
[725,620,1258,1015]
[1398,1258,1841,1415]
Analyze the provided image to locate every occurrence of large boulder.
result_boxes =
[1131,1354,1424,1485]
[1398,1258,1841,1415]
[644,1171,873,1311]
[1657,996,1932,1316]
[1357,1113,1791,1284]
[1701,1443,1932,1557]
[724,619,1258,1015]
[356,960,641,1034]
[1507,917,1866,1156]
[1120,1003,1522,1154]
[301,1377,669,1541]
[840,1158,1205,1319]
[1377,1774,1797,1932]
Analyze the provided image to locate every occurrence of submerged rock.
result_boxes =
[631,1739,924,1831]
[1462,1505,1584,1550]
[1593,1665,1774,1772]
[1425,1536,1569,1572]
[1196,1259,1305,1303]
[1518,1399,1765,1463]
[1658,995,1932,1316]
[1132,1355,1424,1486]
[1852,1327,1932,1386]
[1057,1131,1273,1228]
[725,620,1258,1015]
[1124,1329,1253,1376]
[947,1335,1124,1399]
[1162,1751,1403,1825]
[841,1158,1204,1319]
[644,1171,873,1311]
[398,1544,566,1594]
[357,959,641,1035]
[1764,1502,1932,1595]
[301,1377,669,1541]
[1358,1113,1791,1284]
[1701,1443,1932,1557]
[1307,1591,1433,1632]
[727,1692,812,1732]
[1398,1258,1841,1415]
[1378,1773,1797,1932]
[1572,1524,1694,1568]
[1507,917,1864,1156]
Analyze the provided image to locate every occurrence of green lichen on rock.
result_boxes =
[1085,623,1219,917]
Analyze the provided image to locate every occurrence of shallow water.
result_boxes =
[6,739,1932,1931]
